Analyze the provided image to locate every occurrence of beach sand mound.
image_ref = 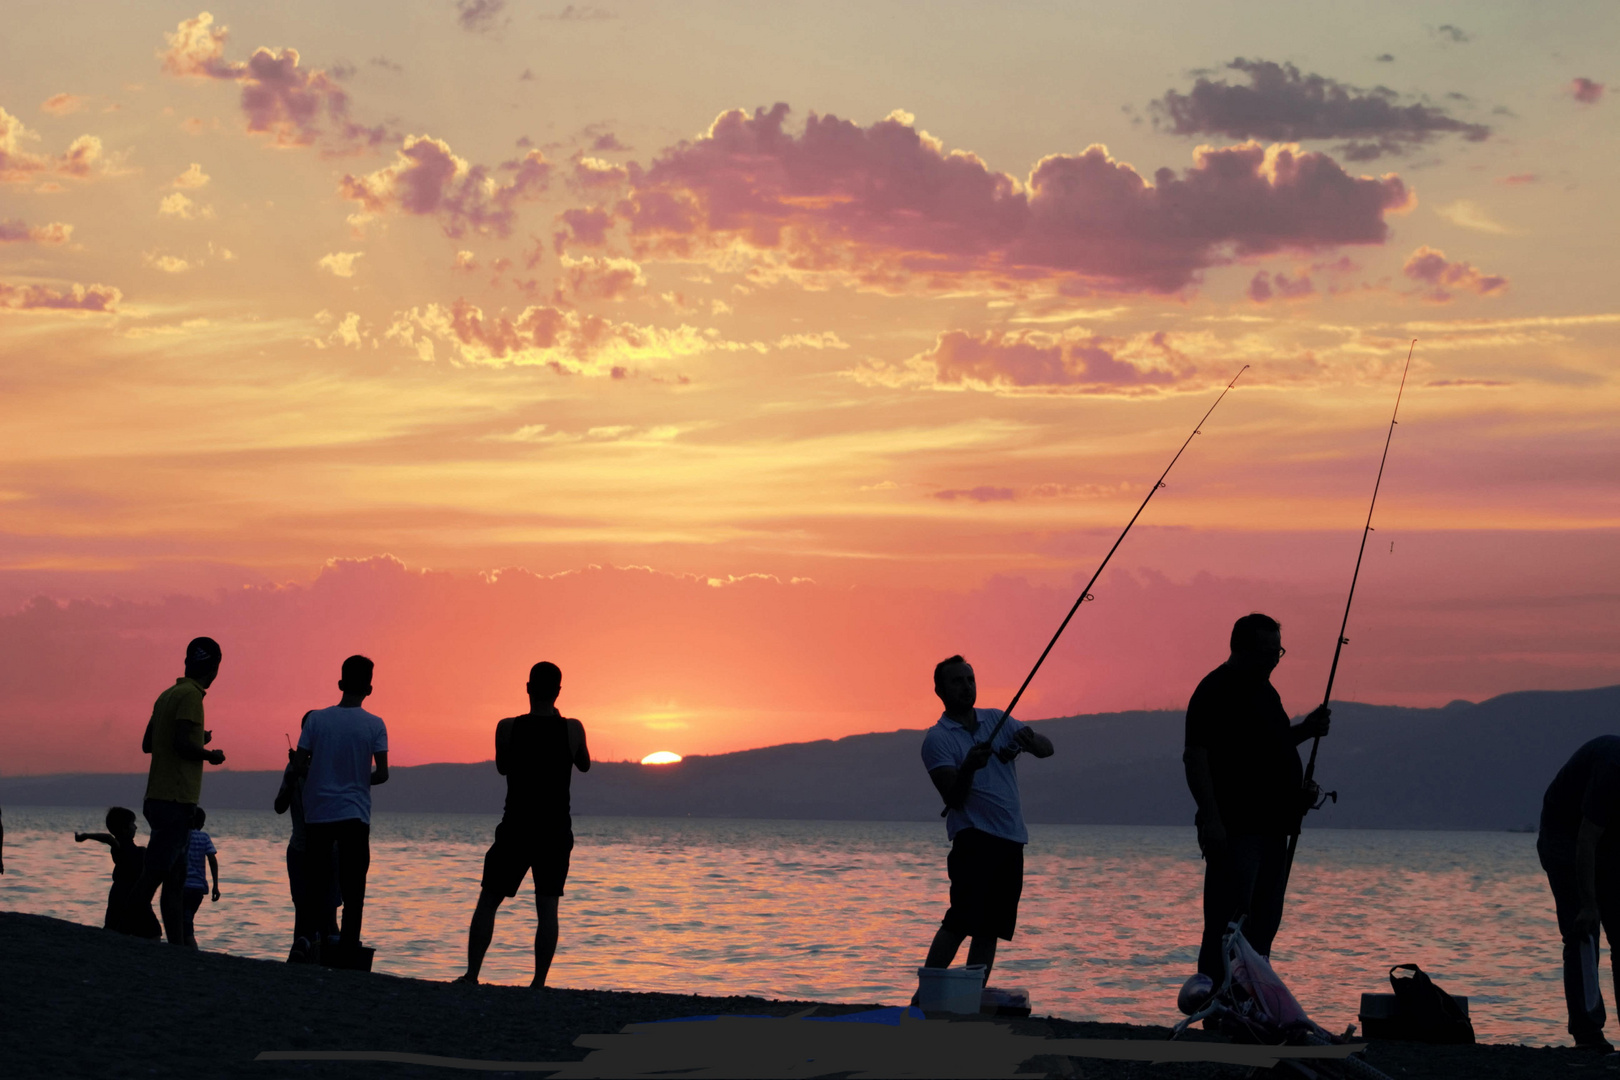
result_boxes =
[0,911,1582,1078]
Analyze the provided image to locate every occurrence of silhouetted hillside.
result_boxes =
[4,685,1615,829]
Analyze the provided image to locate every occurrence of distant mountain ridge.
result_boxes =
[4,685,1616,830]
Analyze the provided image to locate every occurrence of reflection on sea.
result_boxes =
[0,810,1567,1045]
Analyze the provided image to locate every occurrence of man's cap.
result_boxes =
[185,636,223,665]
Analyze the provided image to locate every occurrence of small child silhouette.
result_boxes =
[181,807,220,947]
[76,808,160,938]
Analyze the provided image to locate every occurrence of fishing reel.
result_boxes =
[1303,780,1338,814]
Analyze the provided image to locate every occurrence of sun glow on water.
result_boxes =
[640,751,683,765]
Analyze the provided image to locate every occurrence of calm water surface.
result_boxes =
[0,810,1567,1045]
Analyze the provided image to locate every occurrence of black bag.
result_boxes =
[1387,964,1475,1044]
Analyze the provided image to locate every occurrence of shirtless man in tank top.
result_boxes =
[458,661,591,987]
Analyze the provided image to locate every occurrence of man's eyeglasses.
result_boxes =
[1276,646,1287,658]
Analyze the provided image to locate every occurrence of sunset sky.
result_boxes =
[2,2,1616,774]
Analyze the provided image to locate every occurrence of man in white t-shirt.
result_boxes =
[292,654,389,965]
[919,655,1054,986]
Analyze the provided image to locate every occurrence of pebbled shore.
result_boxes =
[0,911,1594,1078]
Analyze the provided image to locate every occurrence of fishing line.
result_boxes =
[1283,340,1416,877]
[946,364,1249,812]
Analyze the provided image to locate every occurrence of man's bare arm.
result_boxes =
[494,718,512,776]
[371,750,389,786]
[172,721,223,765]
[1183,747,1226,852]
[1015,727,1055,758]
[929,743,994,810]
[569,718,591,773]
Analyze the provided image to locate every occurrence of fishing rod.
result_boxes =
[946,364,1248,813]
[1283,340,1416,872]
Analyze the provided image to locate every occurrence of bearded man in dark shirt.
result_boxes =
[1183,613,1330,979]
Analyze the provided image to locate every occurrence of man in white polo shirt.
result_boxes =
[920,654,1054,984]
[293,654,389,965]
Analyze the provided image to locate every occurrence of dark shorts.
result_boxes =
[942,827,1024,941]
[481,820,574,898]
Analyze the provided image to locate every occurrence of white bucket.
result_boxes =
[916,964,986,1014]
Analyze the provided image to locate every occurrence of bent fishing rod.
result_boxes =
[1283,340,1416,874]
[946,364,1248,814]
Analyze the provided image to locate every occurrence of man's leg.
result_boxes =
[965,936,998,982]
[463,889,505,982]
[334,819,371,950]
[1542,839,1608,1044]
[1197,835,1264,979]
[924,926,966,969]
[1244,834,1292,958]
[303,823,337,954]
[135,799,194,944]
[533,894,560,987]
[183,889,205,947]
[1596,846,1620,1037]
[286,843,308,944]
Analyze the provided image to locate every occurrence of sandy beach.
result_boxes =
[0,910,1591,1078]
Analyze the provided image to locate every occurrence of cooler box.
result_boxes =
[916,964,985,1014]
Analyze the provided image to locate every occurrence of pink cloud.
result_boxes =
[1497,173,1539,186]
[159,13,386,149]
[915,328,1191,390]
[1247,269,1315,303]
[571,155,630,190]
[40,93,88,117]
[387,297,709,374]
[0,280,121,312]
[3,540,1616,774]
[617,104,1412,294]
[0,219,73,245]
[0,106,103,183]
[591,132,628,152]
[1572,78,1605,105]
[1402,244,1508,302]
[1150,58,1491,160]
[454,0,507,34]
[555,253,645,302]
[339,136,551,238]
[555,205,613,250]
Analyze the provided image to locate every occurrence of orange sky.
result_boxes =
[2,4,1617,773]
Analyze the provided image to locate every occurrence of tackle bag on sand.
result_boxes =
[1378,964,1475,1044]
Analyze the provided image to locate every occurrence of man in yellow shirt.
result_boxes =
[131,637,227,945]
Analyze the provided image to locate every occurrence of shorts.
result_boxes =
[481,820,574,898]
[942,827,1024,941]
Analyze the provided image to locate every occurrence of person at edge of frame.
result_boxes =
[1183,613,1330,983]
[918,654,1055,991]
[1538,736,1620,1053]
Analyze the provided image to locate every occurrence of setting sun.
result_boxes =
[640,751,683,766]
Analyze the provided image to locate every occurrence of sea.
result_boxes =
[0,809,1570,1046]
